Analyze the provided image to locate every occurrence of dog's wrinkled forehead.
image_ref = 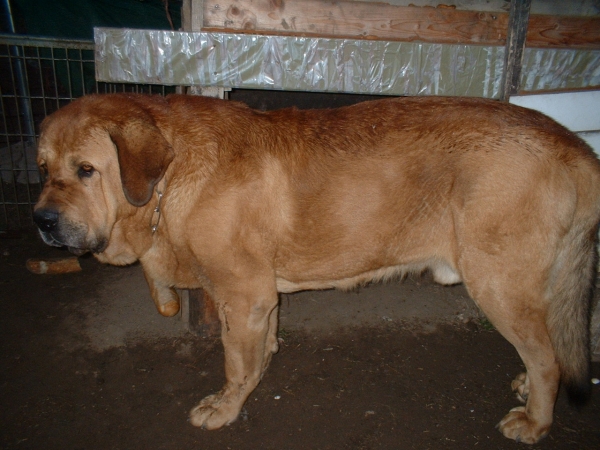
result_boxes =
[38,106,108,168]
[39,104,84,144]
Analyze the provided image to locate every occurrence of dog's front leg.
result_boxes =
[189,283,279,429]
[143,270,181,317]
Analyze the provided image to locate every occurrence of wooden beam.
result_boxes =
[527,14,600,49]
[182,0,205,32]
[188,289,221,337]
[203,0,507,46]
[202,0,600,49]
[500,0,532,101]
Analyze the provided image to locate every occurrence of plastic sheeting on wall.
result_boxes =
[94,27,600,99]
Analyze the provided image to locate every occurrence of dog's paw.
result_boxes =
[189,391,241,430]
[157,299,180,317]
[511,372,529,403]
[496,406,549,444]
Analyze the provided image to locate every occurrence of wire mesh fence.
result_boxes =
[0,33,175,231]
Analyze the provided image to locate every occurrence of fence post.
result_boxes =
[499,0,532,101]
[1,0,35,140]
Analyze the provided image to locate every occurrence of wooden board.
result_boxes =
[528,15,600,49]
[188,289,220,337]
[202,0,600,49]
[500,0,531,101]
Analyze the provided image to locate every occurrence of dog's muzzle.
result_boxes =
[33,208,96,255]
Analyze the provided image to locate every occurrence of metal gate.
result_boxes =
[0,33,174,231]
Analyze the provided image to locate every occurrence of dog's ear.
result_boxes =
[109,120,174,207]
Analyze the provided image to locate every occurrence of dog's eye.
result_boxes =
[39,163,48,177]
[78,163,95,178]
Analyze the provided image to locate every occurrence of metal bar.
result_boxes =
[499,0,532,101]
[18,45,35,140]
[65,48,73,100]
[37,45,49,117]
[2,3,37,144]
[78,49,86,95]
[51,47,60,109]
[0,49,20,227]
[0,77,9,228]
[0,33,94,50]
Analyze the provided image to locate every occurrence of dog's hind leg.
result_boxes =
[189,275,279,429]
[493,221,595,445]
[460,218,595,444]
[463,258,560,444]
[493,312,560,444]
[453,149,600,443]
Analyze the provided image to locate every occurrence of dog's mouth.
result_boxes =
[67,246,89,256]
[38,229,67,248]
[38,229,106,255]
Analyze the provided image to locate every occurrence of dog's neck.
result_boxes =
[150,177,167,234]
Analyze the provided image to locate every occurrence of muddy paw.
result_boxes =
[189,391,241,430]
[510,372,528,403]
[497,406,549,444]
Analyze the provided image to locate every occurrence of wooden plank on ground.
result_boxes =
[202,0,600,49]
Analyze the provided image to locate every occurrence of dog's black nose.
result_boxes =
[33,208,59,232]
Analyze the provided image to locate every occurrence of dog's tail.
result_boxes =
[547,226,596,405]
[546,159,600,406]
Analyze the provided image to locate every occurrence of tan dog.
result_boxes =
[33,94,600,443]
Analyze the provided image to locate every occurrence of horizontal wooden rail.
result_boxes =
[203,0,600,49]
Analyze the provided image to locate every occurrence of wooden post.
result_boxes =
[181,1,223,336]
[181,0,203,32]
[187,289,221,337]
[499,0,532,101]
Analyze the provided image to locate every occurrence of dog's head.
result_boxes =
[33,94,174,255]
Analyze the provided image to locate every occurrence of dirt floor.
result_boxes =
[1,233,600,450]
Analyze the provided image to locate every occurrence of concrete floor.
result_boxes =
[63,252,600,363]
[68,260,482,352]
